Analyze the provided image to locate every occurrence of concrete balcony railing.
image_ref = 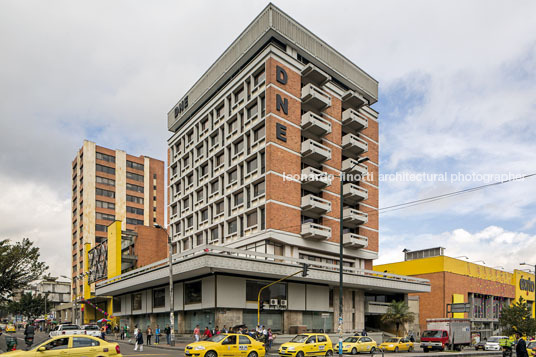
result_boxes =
[301,63,331,86]
[342,158,368,177]
[342,133,368,157]
[301,194,331,217]
[302,83,331,110]
[301,167,331,193]
[301,111,331,137]
[342,90,368,110]
[365,301,390,315]
[342,108,368,132]
[343,183,368,204]
[343,233,368,249]
[301,139,331,164]
[343,207,368,227]
[301,222,331,240]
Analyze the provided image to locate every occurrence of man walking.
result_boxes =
[516,333,529,357]
[194,325,201,342]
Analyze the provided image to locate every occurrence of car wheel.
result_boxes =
[370,347,376,354]
[206,351,218,357]
[352,347,358,355]
[394,347,399,353]
[408,346,413,352]
[326,350,333,357]
[248,352,258,357]
[297,351,304,357]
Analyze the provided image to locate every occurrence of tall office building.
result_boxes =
[97,4,429,332]
[71,140,164,306]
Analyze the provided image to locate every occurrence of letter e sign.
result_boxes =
[276,123,287,142]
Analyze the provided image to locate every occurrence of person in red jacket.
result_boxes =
[203,327,212,340]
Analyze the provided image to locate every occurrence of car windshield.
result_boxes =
[487,337,503,343]
[422,331,442,338]
[344,337,358,343]
[386,338,400,343]
[528,342,536,348]
[208,334,227,343]
[83,325,99,330]
[62,325,80,330]
[291,335,309,343]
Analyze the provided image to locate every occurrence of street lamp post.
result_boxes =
[520,262,536,318]
[338,156,369,357]
[155,224,175,346]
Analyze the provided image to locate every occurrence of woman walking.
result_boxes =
[146,326,153,345]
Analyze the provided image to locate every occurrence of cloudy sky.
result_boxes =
[1,0,535,278]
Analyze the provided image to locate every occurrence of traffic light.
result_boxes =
[259,300,265,312]
[302,263,309,277]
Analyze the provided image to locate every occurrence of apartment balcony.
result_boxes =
[302,83,331,110]
[301,111,331,137]
[342,90,368,110]
[301,63,331,86]
[301,167,331,193]
[343,233,368,249]
[301,222,331,240]
[342,158,368,177]
[342,108,368,132]
[343,183,368,204]
[301,139,331,164]
[301,194,331,217]
[342,207,368,227]
[342,133,368,157]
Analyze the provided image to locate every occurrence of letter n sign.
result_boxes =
[276,94,288,115]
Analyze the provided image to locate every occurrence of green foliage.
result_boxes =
[0,238,48,300]
[8,292,49,319]
[499,297,536,336]
[381,300,415,335]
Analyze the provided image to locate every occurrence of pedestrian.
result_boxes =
[100,325,106,340]
[155,325,161,345]
[146,326,152,345]
[214,326,220,335]
[203,326,212,340]
[165,325,171,345]
[267,328,274,352]
[362,328,367,336]
[222,325,228,333]
[134,325,144,352]
[193,325,201,342]
[516,332,528,357]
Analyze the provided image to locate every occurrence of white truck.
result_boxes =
[49,324,84,338]
[81,324,102,337]
[420,318,471,352]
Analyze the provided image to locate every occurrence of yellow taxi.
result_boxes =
[6,324,16,333]
[337,336,378,354]
[279,333,334,357]
[379,337,414,352]
[185,333,266,357]
[1,335,122,356]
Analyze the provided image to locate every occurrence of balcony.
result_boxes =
[342,158,368,177]
[301,222,331,240]
[301,63,331,86]
[302,111,331,137]
[301,139,331,164]
[301,194,331,217]
[342,90,368,110]
[302,83,331,110]
[301,167,331,193]
[365,301,390,315]
[342,207,368,227]
[343,233,368,249]
[342,133,368,157]
[342,108,368,132]
[343,183,368,204]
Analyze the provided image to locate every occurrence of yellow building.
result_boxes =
[374,247,534,339]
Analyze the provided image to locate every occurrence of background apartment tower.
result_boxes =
[71,140,164,318]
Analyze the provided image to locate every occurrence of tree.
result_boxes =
[0,238,48,300]
[499,297,536,336]
[381,300,415,336]
[8,292,49,319]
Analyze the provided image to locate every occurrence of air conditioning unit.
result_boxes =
[270,299,278,306]
[280,299,288,307]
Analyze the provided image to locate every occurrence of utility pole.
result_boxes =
[156,224,175,346]
[338,157,369,357]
